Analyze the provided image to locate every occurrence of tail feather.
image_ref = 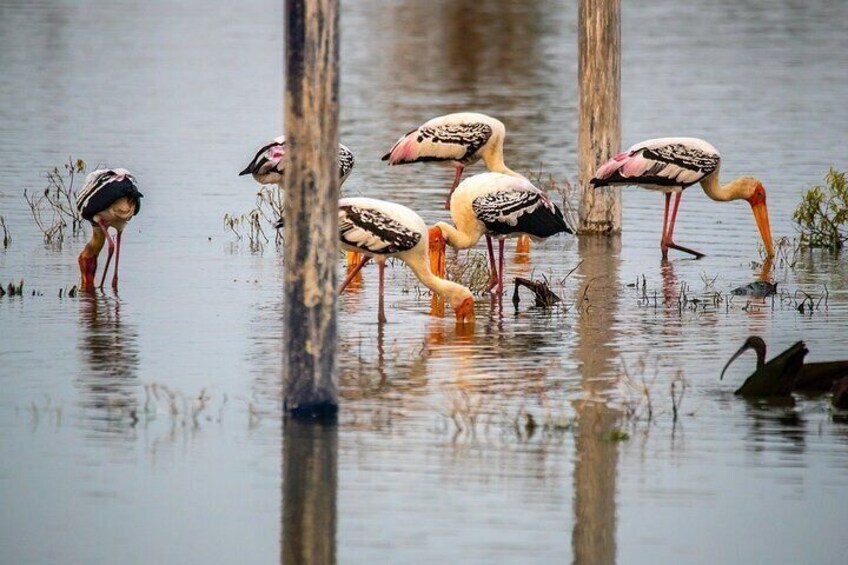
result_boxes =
[386,134,418,165]
[590,152,631,187]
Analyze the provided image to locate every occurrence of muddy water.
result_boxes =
[2,0,848,563]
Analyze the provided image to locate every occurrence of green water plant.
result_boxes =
[793,168,848,250]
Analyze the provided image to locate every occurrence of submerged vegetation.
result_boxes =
[22,158,87,247]
[224,183,284,251]
[793,168,848,251]
[0,215,10,248]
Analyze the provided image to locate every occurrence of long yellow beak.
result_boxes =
[750,200,774,258]
[428,226,446,278]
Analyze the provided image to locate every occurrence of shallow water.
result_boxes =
[2,0,848,563]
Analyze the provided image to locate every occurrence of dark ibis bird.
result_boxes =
[75,168,143,292]
[721,336,848,397]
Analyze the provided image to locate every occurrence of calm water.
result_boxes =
[2,1,848,563]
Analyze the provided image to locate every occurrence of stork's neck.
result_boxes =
[405,252,470,307]
[699,170,752,202]
[480,137,520,178]
[434,221,482,250]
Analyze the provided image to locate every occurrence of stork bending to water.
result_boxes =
[428,172,572,295]
[338,198,474,324]
[590,137,774,259]
[382,112,532,254]
[76,168,143,292]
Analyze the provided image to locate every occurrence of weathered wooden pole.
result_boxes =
[578,0,622,234]
[283,0,340,418]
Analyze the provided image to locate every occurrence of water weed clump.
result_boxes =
[526,166,580,231]
[0,215,10,248]
[446,250,491,295]
[23,158,87,247]
[793,168,848,251]
[223,183,284,250]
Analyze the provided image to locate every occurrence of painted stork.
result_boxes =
[240,136,361,268]
[590,137,774,259]
[428,172,572,295]
[382,112,519,207]
[338,197,475,324]
[239,136,355,186]
[75,168,143,292]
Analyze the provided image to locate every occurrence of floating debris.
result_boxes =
[512,277,562,308]
[731,280,777,298]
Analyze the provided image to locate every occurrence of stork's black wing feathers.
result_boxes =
[339,205,421,254]
[76,170,143,221]
[472,191,572,238]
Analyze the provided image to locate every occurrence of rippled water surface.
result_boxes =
[2,1,848,563]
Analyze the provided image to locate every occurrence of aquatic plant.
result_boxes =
[793,168,848,250]
[526,166,580,231]
[23,158,87,247]
[0,215,10,248]
[445,250,491,295]
[224,183,283,250]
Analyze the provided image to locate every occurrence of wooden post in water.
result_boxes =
[577,0,622,234]
[283,0,340,419]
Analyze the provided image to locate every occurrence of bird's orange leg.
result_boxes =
[497,239,505,295]
[377,261,387,324]
[445,164,464,210]
[340,254,370,293]
[661,193,672,258]
[97,221,116,289]
[485,236,498,292]
[664,192,705,259]
[111,231,122,290]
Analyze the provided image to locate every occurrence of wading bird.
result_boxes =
[240,136,360,267]
[590,137,774,259]
[721,336,848,397]
[382,112,517,207]
[239,136,354,186]
[338,197,475,324]
[76,168,143,292]
[429,172,572,295]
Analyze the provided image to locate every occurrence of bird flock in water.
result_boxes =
[76,111,775,326]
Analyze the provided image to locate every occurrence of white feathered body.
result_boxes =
[382,112,507,170]
[591,137,721,193]
[449,172,572,243]
[338,197,427,261]
[241,136,355,186]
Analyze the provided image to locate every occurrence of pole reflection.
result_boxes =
[572,234,621,564]
[282,419,338,565]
